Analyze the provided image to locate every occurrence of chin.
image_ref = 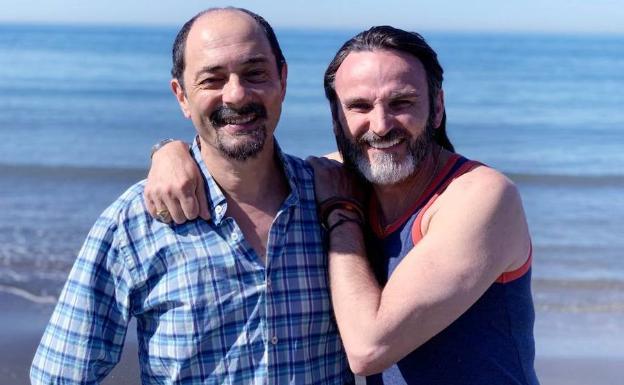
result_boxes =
[357,158,416,185]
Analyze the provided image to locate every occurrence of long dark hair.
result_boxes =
[324,26,454,152]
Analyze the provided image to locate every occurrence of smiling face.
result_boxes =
[333,49,443,185]
[171,9,287,161]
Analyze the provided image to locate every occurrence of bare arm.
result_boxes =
[144,140,210,223]
[308,158,531,375]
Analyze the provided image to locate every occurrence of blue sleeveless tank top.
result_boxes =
[365,154,540,385]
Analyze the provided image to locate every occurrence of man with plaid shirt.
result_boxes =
[31,7,351,385]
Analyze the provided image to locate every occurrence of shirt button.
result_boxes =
[215,205,223,214]
[266,278,272,287]
[231,233,239,241]
[271,336,278,345]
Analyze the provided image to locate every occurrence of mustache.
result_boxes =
[209,103,267,127]
[358,128,408,145]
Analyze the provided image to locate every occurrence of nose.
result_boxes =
[222,75,248,107]
[370,105,393,137]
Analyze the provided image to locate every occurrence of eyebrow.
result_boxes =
[342,90,423,106]
[388,90,423,99]
[194,56,269,81]
[342,97,370,106]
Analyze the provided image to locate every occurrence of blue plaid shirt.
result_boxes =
[31,140,352,385]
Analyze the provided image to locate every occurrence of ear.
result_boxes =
[171,78,191,119]
[433,88,445,129]
[279,63,288,101]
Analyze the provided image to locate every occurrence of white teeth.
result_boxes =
[369,138,401,149]
[224,114,256,125]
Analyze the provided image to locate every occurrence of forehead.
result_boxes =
[334,49,428,98]
[184,10,275,71]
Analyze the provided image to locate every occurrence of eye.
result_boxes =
[389,99,414,109]
[198,77,224,88]
[244,69,269,83]
[345,102,372,113]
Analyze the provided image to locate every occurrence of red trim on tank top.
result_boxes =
[496,245,532,283]
[409,161,533,284]
[410,160,479,244]
[369,153,462,239]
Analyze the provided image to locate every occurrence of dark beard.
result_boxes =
[216,127,267,161]
[209,103,268,161]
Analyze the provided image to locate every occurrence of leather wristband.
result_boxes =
[326,212,364,233]
[319,197,365,230]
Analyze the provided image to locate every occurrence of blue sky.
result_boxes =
[1,0,623,34]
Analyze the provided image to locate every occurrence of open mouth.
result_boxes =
[367,137,403,150]
[221,113,258,126]
[211,103,267,130]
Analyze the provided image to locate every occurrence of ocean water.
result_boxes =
[1,24,623,358]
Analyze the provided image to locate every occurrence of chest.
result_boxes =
[125,213,346,382]
[369,213,419,284]
[228,200,285,262]
[128,207,333,337]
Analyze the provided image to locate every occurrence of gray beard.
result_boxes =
[336,122,433,185]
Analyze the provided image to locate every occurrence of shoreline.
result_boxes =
[1,293,140,385]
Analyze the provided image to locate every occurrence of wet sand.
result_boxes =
[1,293,140,385]
[3,292,621,385]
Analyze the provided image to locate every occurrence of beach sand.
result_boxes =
[1,293,140,385]
[2,292,621,385]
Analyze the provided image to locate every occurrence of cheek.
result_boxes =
[397,111,429,131]
[264,91,283,109]
[187,92,215,114]
[340,112,367,138]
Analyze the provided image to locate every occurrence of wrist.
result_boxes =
[150,138,186,159]
[319,197,365,231]
[327,207,357,224]
[325,210,363,233]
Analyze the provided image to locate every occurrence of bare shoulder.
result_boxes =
[425,164,530,269]
[440,165,526,230]
[428,164,519,214]
[425,164,524,224]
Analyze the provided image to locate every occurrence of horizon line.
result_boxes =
[1,20,623,38]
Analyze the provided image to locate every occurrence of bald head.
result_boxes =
[171,7,285,90]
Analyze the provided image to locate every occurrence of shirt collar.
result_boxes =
[189,137,301,225]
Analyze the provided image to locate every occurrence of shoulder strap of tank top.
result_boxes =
[411,156,482,244]
[370,153,467,238]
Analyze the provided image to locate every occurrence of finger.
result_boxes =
[312,155,338,167]
[145,171,167,221]
[324,157,344,167]
[323,151,343,163]
[307,156,330,172]
[179,194,200,221]
[196,179,211,221]
[305,155,318,166]
[144,191,158,218]
[161,194,186,224]
[153,200,172,224]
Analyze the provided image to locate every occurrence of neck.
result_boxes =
[199,137,289,206]
[373,144,448,226]
[199,137,290,263]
